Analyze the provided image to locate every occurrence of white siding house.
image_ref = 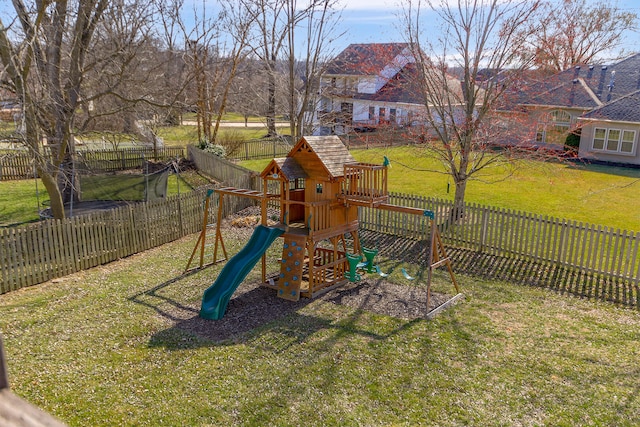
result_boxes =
[315,43,429,135]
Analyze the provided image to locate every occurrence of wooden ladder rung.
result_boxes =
[431,258,450,269]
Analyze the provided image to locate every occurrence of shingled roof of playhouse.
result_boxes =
[260,136,357,182]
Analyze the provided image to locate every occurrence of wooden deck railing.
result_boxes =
[342,163,388,206]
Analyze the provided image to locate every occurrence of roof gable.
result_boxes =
[288,135,356,180]
[260,157,308,181]
[582,89,640,123]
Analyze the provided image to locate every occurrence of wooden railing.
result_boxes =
[342,163,388,206]
[306,247,347,297]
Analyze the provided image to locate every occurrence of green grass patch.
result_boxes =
[241,146,640,230]
[157,121,291,147]
[1,233,638,426]
[156,125,199,147]
[0,179,49,226]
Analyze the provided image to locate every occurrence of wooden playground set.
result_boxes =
[187,135,460,320]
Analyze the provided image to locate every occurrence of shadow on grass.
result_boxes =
[136,264,443,351]
[359,228,638,307]
[566,159,640,178]
[448,247,639,307]
[128,268,202,322]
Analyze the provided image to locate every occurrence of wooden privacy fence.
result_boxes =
[188,145,262,189]
[75,147,185,173]
[0,189,217,293]
[226,137,292,161]
[0,147,185,180]
[360,192,640,305]
[0,150,34,180]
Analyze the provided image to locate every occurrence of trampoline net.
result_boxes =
[79,169,169,202]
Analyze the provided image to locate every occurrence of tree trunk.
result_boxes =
[40,169,65,219]
[266,58,277,137]
[452,177,467,222]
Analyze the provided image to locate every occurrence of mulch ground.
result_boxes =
[163,278,456,344]
[159,208,460,344]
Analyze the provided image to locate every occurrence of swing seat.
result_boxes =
[345,253,363,282]
[356,261,368,270]
[362,247,378,273]
[375,265,389,277]
[401,268,415,281]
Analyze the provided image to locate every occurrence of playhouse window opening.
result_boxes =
[292,178,305,190]
[316,183,323,194]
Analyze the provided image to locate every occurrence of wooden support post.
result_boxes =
[185,189,214,272]
[426,218,435,312]
[213,193,227,263]
[0,334,9,390]
[199,195,211,268]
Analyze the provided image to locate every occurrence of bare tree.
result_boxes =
[519,0,638,72]
[401,0,541,222]
[0,1,214,219]
[285,0,342,138]
[0,1,111,219]
[228,59,269,127]
[244,0,342,138]
[170,0,254,146]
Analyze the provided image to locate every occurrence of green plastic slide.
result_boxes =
[200,225,284,320]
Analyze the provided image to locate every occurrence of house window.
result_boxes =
[368,106,375,121]
[592,127,636,155]
[606,129,620,151]
[593,128,606,150]
[537,110,571,144]
[340,102,353,125]
[390,108,397,124]
[379,107,386,124]
[621,130,635,153]
[321,97,331,113]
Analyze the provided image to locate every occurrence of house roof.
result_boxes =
[268,157,308,180]
[325,43,411,76]
[521,53,640,109]
[351,62,465,105]
[355,62,424,104]
[581,89,640,123]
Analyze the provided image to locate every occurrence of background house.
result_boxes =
[315,43,429,135]
[516,53,640,165]
[577,89,640,165]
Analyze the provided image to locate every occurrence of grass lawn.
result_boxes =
[0,179,49,226]
[241,146,640,231]
[157,122,290,147]
[0,174,193,227]
[1,232,638,426]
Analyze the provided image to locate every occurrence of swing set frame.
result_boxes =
[364,203,461,314]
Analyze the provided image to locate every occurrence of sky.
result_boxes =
[333,0,640,61]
